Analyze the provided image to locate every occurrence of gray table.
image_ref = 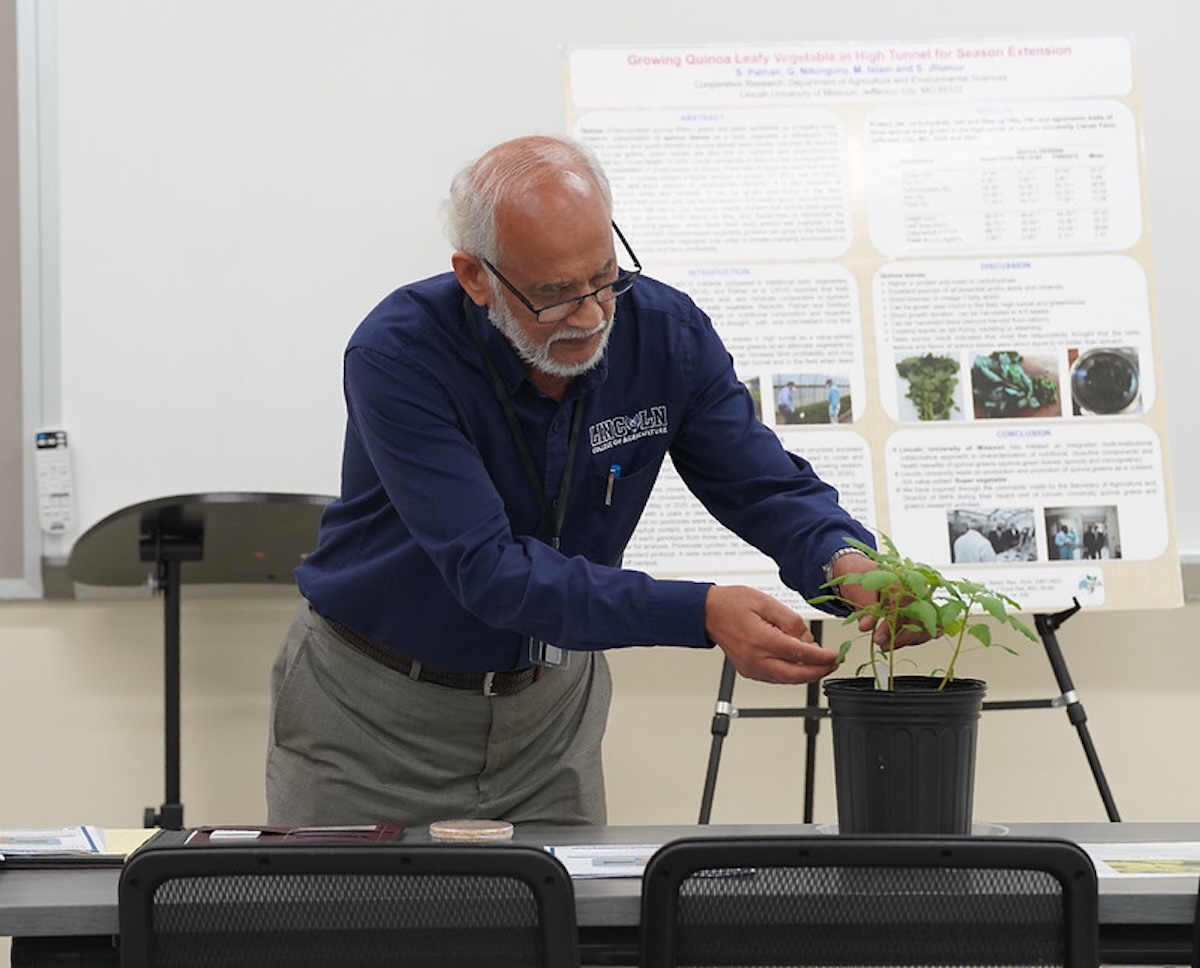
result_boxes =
[3,822,1197,965]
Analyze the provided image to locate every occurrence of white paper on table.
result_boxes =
[0,825,105,856]
[545,843,661,878]
[1081,841,1200,876]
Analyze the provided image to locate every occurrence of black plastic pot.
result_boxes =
[823,675,986,834]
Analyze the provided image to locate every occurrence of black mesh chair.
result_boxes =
[118,842,579,967]
[1192,880,1199,968]
[640,835,1098,968]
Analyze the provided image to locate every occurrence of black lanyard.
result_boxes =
[464,296,585,550]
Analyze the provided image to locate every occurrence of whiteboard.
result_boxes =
[30,0,1200,566]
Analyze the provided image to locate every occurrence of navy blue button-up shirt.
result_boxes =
[296,272,872,672]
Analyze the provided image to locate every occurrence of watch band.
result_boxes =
[823,546,871,585]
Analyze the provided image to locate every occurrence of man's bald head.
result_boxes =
[445,136,613,263]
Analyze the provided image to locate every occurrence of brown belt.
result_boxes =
[324,617,540,698]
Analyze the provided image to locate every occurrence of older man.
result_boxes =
[266,135,912,828]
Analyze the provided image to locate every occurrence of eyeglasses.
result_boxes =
[479,222,642,325]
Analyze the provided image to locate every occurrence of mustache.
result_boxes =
[547,314,612,344]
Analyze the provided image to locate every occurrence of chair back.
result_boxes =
[1192,879,1199,968]
[119,842,579,967]
[641,835,1098,968]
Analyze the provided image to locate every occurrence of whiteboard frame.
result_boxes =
[2,0,59,598]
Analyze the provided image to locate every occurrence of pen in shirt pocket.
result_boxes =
[604,464,621,506]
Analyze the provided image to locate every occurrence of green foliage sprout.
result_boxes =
[896,353,960,421]
[810,534,1038,690]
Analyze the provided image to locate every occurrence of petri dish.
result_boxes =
[428,819,515,843]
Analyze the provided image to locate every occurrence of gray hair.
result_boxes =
[444,136,613,263]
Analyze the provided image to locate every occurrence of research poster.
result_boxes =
[566,37,1181,613]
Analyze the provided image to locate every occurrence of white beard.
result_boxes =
[487,285,614,379]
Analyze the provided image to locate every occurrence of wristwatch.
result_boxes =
[823,546,870,585]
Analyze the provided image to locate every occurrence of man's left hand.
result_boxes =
[832,551,935,650]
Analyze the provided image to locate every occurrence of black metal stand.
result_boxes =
[140,523,202,830]
[698,601,1121,824]
[67,493,331,830]
[699,621,829,824]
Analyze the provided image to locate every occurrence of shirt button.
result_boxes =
[551,421,562,433]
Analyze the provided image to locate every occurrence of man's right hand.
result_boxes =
[704,585,840,685]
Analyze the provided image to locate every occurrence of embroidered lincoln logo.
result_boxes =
[589,406,669,454]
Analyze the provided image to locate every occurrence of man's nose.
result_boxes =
[571,292,607,327]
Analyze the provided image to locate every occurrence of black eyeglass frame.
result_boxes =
[479,222,642,325]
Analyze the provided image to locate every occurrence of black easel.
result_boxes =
[68,492,331,829]
[698,600,1121,824]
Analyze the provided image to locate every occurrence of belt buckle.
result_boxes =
[482,671,496,697]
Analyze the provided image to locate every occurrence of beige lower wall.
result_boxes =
[0,591,1195,830]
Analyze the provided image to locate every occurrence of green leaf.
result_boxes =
[967,624,993,647]
[859,569,901,591]
[900,599,939,637]
[901,569,930,598]
[937,600,965,625]
[1008,616,1038,641]
[980,595,1009,622]
[844,536,877,556]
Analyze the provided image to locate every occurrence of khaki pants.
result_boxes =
[266,602,612,827]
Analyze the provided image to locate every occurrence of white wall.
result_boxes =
[29,0,1200,559]
[1,593,1195,831]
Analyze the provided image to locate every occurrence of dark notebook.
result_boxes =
[131,823,408,850]
[185,823,407,845]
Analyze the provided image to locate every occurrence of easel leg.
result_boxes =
[801,681,821,823]
[698,658,738,824]
[1034,601,1121,822]
[801,619,824,823]
[698,621,825,824]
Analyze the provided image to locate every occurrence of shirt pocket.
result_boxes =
[591,452,664,515]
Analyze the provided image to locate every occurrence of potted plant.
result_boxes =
[811,535,1037,835]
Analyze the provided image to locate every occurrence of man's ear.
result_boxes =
[452,251,491,307]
